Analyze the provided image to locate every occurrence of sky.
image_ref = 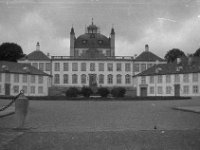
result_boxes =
[1,0,200,58]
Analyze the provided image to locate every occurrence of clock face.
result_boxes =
[82,40,87,44]
[98,40,103,44]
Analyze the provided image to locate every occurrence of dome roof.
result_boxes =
[75,33,110,48]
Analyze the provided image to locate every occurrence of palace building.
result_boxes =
[17,21,166,96]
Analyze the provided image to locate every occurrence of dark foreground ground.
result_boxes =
[0,98,200,149]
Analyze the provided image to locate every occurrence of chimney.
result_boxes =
[177,58,181,64]
[145,44,149,52]
[36,42,40,51]
[47,53,50,58]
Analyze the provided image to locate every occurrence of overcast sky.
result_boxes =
[1,0,200,58]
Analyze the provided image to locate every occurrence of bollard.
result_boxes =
[15,93,29,129]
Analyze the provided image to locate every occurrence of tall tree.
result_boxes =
[164,48,186,63]
[193,48,200,57]
[0,42,25,62]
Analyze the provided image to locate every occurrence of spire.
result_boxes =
[70,25,75,34]
[111,27,115,34]
[36,42,40,51]
[92,18,94,25]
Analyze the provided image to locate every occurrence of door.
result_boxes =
[174,84,180,96]
[5,84,10,96]
[89,74,97,87]
[140,87,147,97]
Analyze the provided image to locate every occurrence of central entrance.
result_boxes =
[89,74,97,92]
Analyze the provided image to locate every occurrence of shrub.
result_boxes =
[81,87,93,98]
[65,87,79,98]
[111,87,126,98]
[97,87,110,98]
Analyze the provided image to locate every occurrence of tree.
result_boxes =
[193,48,200,57]
[164,48,186,63]
[0,42,25,62]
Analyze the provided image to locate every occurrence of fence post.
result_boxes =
[15,93,29,128]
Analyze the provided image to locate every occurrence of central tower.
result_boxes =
[69,20,115,58]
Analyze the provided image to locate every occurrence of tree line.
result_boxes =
[0,42,200,63]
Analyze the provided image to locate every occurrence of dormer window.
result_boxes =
[82,40,87,44]
[90,34,95,38]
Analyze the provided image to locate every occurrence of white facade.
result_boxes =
[134,73,200,97]
[51,58,133,88]
[0,72,51,96]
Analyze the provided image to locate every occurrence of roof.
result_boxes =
[135,51,165,62]
[19,50,50,61]
[75,33,110,48]
[0,61,51,76]
[135,57,200,77]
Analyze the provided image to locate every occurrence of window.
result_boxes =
[99,74,104,84]
[13,85,19,93]
[107,74,113,84]
[150,87,154,94]
[0,85,1,93]
[125,63,131,72]
[149,76,154,84]
[5,74,10,83]
[38,76,43,84]
[32,63,38,69]
[81,63,86,71]
[141,76,146,84]
[14,74,19,83]
[166,75,171,83]
[22,75,27,83]
[54,74,60,84]
[99,63,104,71]
[158,75,162,83]
[72,74,78,84]
[72,63,78,71]
[193,85,198,94]
[30,86,35,94]
[158,86,163,94]
[0,73,1,82]
[166,86,171,94]
[116,63,122,71]
[38,86,43,94]
[63,63,69,71]
[125,74,131,84]
[90,63,95,71]
[22,86,27,94]
[81,74,86,84]
[141,64,146,72]
[193,73,198,82]
[106,50,110,56]
[54,63,60,71]
[147,64,153,69]
[46,63,51,71]
[107,63,113,71]
[116,74,122,84]
[39,63,44,71]
[31,75,35,83]
[63,74,68,84]
[183,74,189,83]
[133,64,139,72]
[183,86,189,94]
[174,74,180,83]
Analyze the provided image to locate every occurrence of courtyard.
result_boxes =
[0,98,200,149]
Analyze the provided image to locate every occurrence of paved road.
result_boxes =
[0,99,200,132]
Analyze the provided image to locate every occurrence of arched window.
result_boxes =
[116,74,122,84]
[107,74,113,84]
[54,74,60,84]
[81,74,86,84]
[99,74,104,84]
[63,74,68,84]
[125,74,131,84]
[72,74,78,84]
